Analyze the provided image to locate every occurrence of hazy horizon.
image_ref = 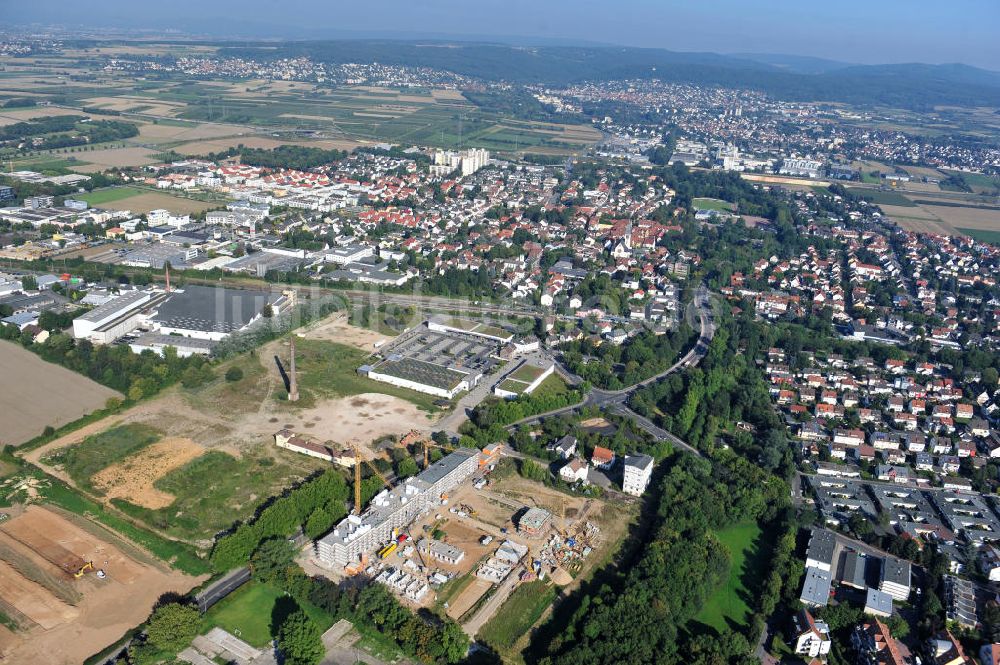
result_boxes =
[7,0,1000,71]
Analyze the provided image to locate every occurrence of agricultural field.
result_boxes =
[693,521,766,633]
[0,504,201,665]
[959,228,1000,245]
[0,48,600,157]
[0,341,121,446]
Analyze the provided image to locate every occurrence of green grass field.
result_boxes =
[694,521,764,632]
[292,338,439,411]
[530,373,571,400]
[692,198,734,212]
[846,187,917,207]
[479,580,556,654]
[959,228,1000,245]
[203,581,335,648]
[111,448,323,543]
[53,423,161,493]
[79,186,148,205]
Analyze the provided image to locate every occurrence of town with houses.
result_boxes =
[2,22,1000,665]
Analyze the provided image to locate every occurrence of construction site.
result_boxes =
[308,436,608,638]
[0,504,200,665]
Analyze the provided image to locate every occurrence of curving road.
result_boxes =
[508,283,716,432]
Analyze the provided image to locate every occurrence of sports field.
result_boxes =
[692,197,734,212]
[693,521,764,632]
[78,186,147,205]
[79,187,219,214]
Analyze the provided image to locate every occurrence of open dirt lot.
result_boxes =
[447,577,492,620]
[91,437,205,509]
[0,341,121,446]
[0,558,78,629]
[299,312,388,350]
[0,506,202,665]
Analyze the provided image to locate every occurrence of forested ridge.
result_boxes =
[216,40,1000,110]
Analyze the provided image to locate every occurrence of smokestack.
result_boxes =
[288,336,299,402]
[165,263,171,293]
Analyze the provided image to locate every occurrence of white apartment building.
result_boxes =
[622,454,654,496]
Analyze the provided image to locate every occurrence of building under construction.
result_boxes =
[315,448,480,570]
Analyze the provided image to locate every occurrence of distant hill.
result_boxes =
[216,40,1000,110]
[729,53,854,75]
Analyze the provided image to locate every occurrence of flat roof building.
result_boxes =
[316,448,479,570]
[800,566,833,607]
[518,507,552,537]
[72,290,153,343]
[805,529,837,572]
[864,588,894,618]
[417,539,465,565]
[623,453,654,496]
[879,557,912,602]
[149,285,284,341]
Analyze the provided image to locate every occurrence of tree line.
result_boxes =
[203,144,348,170]
[0,326,214,402]
[534,451,789,665]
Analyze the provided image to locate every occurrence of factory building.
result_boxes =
[72,290,158,344]
[148,284,287,342]
[316,448,480,569]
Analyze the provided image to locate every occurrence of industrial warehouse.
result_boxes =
[71,284,291,350]
[358,317,507,398]
[315,448,481,569]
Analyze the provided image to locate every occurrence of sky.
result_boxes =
[8,0,1000,70]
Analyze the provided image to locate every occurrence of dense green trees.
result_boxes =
[305,578,469,664]
[0,326,212,401]
[630,313,793,477]
[538,452,788,665]
[205,144,347,170]
[562,322,697,390]
[143,602,201,653]
[277,609,324,665]
[210,469,349,570]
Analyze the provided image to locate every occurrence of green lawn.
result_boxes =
[692,198,734,212]
[79,186,148,205]
[53,423,161,492]
[959,228,1000,245]
[203,581,335,648]
[292,338,439,412]
[694,521,764,632]
[479,580,556,653]
[509,364,548,384]
[530,373,571,400]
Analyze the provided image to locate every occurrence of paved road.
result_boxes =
[508,283,716,429]
[439,351,555,435]
[194,567,251,613]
